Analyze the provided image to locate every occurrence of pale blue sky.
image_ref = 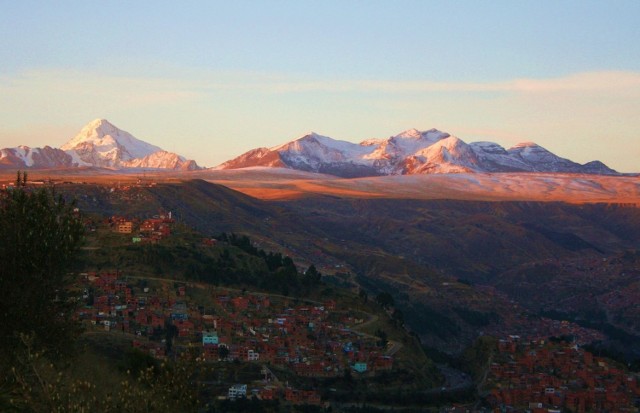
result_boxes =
[1,1,639,170]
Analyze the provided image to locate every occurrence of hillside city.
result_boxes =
[3,4,640,412]
[68,210,640,410]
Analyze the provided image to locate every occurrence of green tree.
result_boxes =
[375,292,394,309]
[392,308,404,327]
[0,173,84,362]
[305,264,321,282]
[375,330,388,348]
[165,321,178,353]
[218,345,230,360]
[359,288,368,303]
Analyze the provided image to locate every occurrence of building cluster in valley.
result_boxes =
[492,317,606,347]
[76,272,394,404]
[493,255,640,336]
[108,213,174,243]
[487,337,640,412]
[474,285,608,346]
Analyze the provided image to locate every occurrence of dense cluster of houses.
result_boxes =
[199,293,394,377]
[474,285,608,346]
[108,213,174,243]
[226,383,322,406]
[76,271,394,402]
[495,255,640,338]
[227,384,322,405]
[487,337,640,412]
[499,317,606,347]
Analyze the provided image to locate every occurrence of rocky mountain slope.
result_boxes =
[0,145,74,169]
[0,119,200,170]
[217,128,618,177]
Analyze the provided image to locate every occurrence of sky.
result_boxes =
[1,1,639,171]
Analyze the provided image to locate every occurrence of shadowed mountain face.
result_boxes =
[65,180,640,353]
[279,199,633,278]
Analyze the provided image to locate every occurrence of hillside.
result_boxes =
[5,208,444,411]
[73,216,444,408]
[50,179,640,357]
[8,176,640,410]
[216,128,618,177]
[279,197,640,353]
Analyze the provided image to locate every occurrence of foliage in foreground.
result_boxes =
[0,174,84,361]
[4,334,201,413]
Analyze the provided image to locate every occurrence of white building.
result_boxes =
[228,384,247,400]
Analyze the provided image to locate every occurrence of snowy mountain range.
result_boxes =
[0,119,199,170]
[216,128,617,177]
[0,122,619,176]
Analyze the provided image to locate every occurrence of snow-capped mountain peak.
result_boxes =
[61,118,163,164]
[394,128,450,142]
[58,119,200,170]
[509,141,538,149]
[386,128,451,157]
[275,132,358,153]
[0,119,200,171]
[217,128,618,177]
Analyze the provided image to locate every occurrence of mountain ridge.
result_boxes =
[0,119,200,171]
[0,122,624,175]
[217,128,618,177]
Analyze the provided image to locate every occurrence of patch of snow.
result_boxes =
[24,147,36,167]
[66,149,94,167]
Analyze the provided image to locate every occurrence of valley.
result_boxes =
[4,2,639,409]
[9,170,638,359]
[2,120,640,410]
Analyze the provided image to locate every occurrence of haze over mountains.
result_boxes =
[0,119,199,170]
